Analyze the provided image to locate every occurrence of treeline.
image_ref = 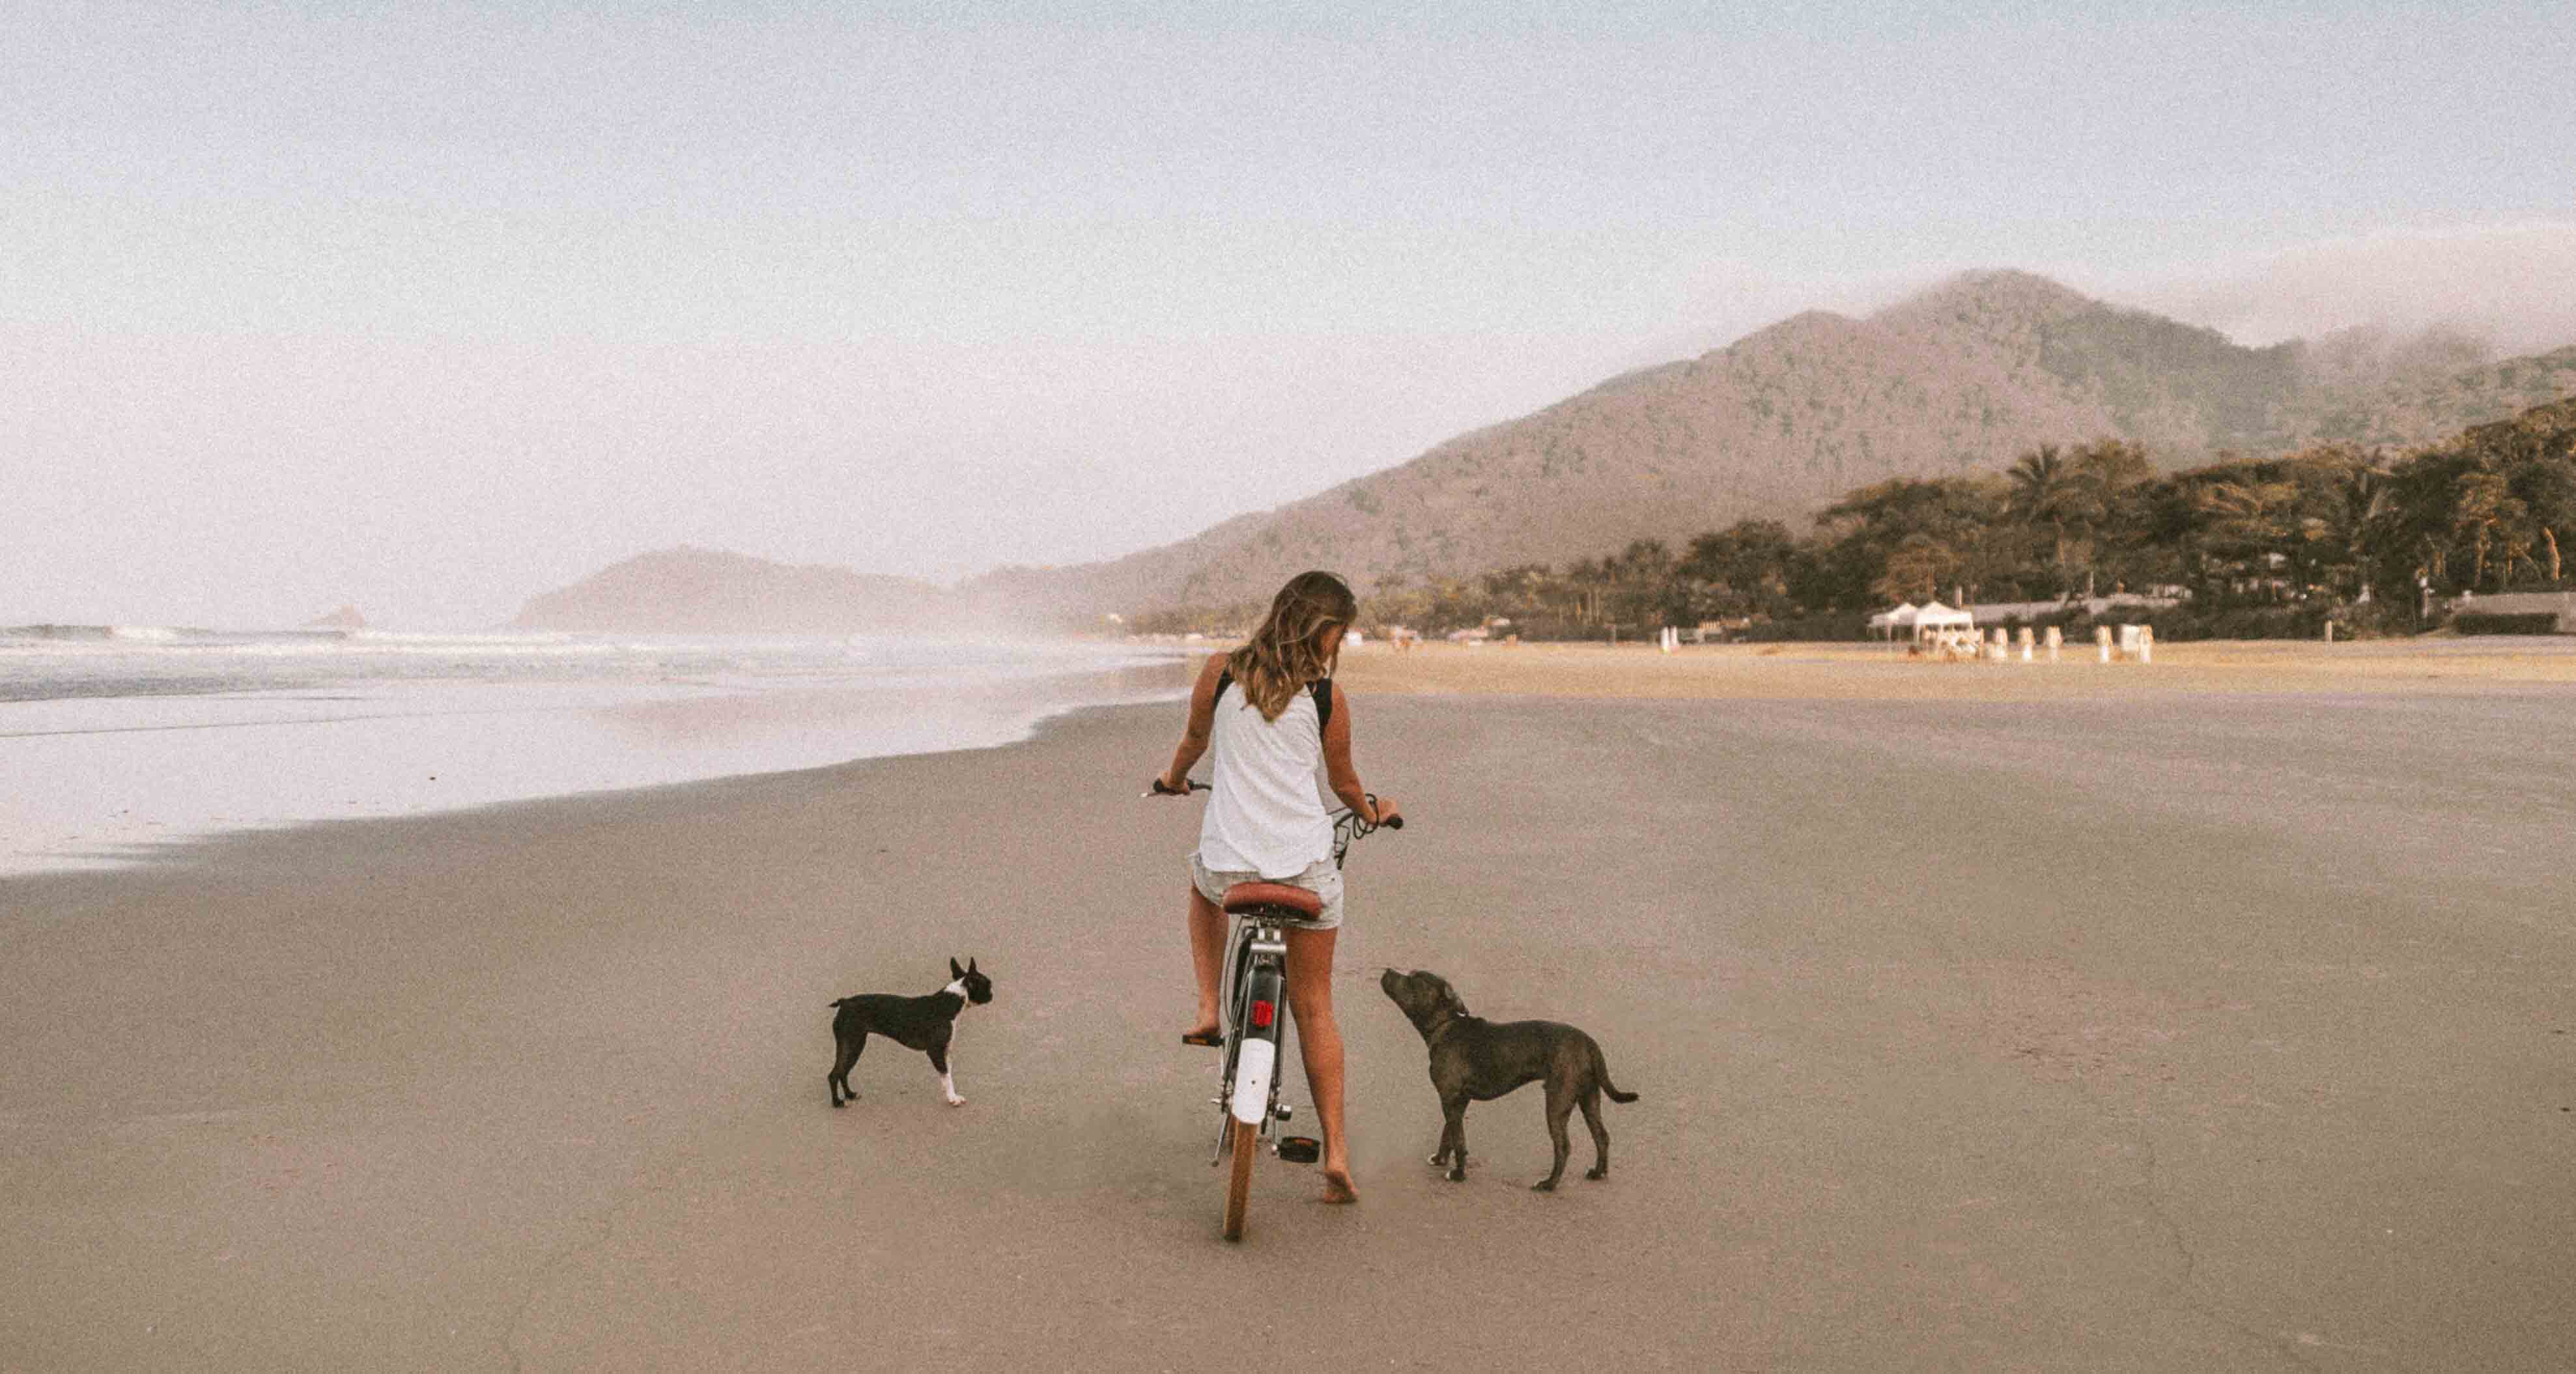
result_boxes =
[1128,396,2576,642]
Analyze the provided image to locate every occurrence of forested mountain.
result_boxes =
[980,270,2576,619]
[1338,395,2576,644]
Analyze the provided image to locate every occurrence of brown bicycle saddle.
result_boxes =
[1221,882,1323,918]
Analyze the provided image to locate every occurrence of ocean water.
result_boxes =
[0,624,1194,876]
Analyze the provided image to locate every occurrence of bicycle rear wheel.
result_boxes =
[1221,1115,1258,1241]
[1219,956,1282,1242]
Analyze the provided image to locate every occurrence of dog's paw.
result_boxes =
[1426,1153,1447,1168]
[945,1095,967,1108]
[1530,1178,1559,1192]
[1444,1166,1466,1183]
[1585,1167,1606,1181]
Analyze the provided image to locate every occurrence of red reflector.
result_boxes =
[1251,1000,1275,1028]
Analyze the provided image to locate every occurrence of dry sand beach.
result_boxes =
[5,639,2573,1370]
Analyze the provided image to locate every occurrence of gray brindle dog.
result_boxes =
[1379,968,1639,1190]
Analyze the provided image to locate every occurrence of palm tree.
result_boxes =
[2006,445,2080,595]
[2451,471,2512,591]
[2191,476,2299,602]
[2323,460,2390,600]
[1566,557,1604,626]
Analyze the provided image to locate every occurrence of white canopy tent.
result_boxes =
[1867,602,1919,639]
[1871,599,1979,652]
[1908,600,1978,655]
[1910,600,1973,634]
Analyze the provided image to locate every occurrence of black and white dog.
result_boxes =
[826,957,993,1108]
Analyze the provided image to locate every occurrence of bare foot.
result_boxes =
[1320,1167,1358,1204]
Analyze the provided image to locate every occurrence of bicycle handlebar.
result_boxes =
[1145,779,1406,831]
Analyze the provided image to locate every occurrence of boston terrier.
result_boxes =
[826,957,993,1108]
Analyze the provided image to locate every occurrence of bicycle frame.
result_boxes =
[1211,910,1293,1162]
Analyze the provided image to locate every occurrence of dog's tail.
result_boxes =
[1594,1043,1639,1104]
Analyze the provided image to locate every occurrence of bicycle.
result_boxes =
[1147,778,1400,1240]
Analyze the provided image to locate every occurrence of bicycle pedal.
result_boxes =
[1276,1136,1321,1164]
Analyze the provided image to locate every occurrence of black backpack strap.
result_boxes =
[1211,667,1331,730]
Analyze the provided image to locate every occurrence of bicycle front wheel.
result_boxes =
[1221,1115,1258,1241]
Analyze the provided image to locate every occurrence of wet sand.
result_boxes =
[4,640,2571,1369]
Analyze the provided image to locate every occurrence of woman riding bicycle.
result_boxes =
[1155,570,1398,1205]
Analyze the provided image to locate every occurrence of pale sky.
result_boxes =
[7,1,2572,628]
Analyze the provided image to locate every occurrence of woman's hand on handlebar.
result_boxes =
[1370,796,1403,829]
[1147,776,1209,797]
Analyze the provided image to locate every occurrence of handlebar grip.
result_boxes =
[1383,815,1404,830]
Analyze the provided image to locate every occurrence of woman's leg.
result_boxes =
[1284,924,1357,1203]
[1185,883,1224,1038]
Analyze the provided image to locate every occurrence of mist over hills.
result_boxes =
[517,272,2576,632]
[509,548,958,635]
[979,270,2576,618]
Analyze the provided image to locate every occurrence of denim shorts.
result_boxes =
[1191,853,1344,931]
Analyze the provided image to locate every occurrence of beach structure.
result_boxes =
[1962,592,2182,624]
[1906,600,1977,657]
[1867,602,1919,641]
[2445,590,2576,632]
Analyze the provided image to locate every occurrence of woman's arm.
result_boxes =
[1157,653,1226,792]
[1320,682,1397,825]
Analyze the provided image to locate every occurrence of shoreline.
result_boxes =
[0,651,1193,878]
[5,643,2570,1368]
[13,634,2567,881]
[16,633,2568,882]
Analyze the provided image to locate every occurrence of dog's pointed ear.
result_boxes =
[950,957,965,979]
[967,957,978,974]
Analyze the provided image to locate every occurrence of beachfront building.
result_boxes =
[1962,592,2181,626]
[2445,590,2576,633]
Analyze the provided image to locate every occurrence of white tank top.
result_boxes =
[1198,679,1333,878]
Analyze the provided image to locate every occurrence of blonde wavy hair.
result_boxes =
[1226,570,1357,721]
